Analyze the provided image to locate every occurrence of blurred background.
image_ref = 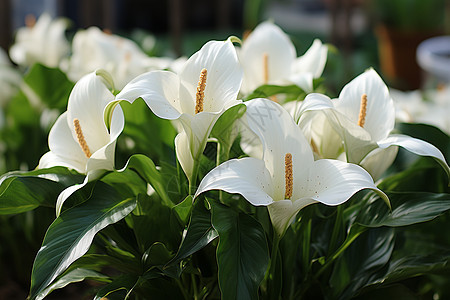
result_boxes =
[0,0,449,92]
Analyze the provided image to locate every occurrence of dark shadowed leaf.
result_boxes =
[0,167,84,214]
[167,198,217,268]
[356,192,450,227]
[330,227,395,299]
[121,154,173,207]
[211,201,269,300]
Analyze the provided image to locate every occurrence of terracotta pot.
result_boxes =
[376,25,440,90]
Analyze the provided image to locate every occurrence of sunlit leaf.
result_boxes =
[29,181,137,300]
[244,84,305,101]
[38,268,110,299]
[24,63,74,109]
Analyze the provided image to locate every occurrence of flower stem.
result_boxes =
[265,233,281,299]
[314,225,366,280]
[327,205,343,256]
[189,157,200,195]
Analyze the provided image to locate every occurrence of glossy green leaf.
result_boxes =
[211,201,269,300]
[379,157,449,193]
[39,268,110,299]
[211,104,246,162]
[142,242,174,271]
[67,253,138,274]
[382,252,450,284]
[244,84,305,101]
[330,227,395,299]
[129,194,180,252]
[116,98,177,164]
[0,167,84,214]
[167,198,217,266]
[94,269,161,300]
[23,63,74,109]
[121,154,173,207]
[94,274,140,300]
[101,168,147,199]
[29,182,137,300]
[356,192,450,227]
[172,195,193,225]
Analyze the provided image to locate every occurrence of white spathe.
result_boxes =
[239,21,327,94]
[62,27,176,90]
[38,70,124,215]
[10,13,69,68]
[195,98,387,236]
[117,39,243,181]
[297,68,450,180]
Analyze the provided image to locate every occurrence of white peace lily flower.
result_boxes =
[239,21,327,94]
[195,98,387,236]
[38,70,124,215]
[298,68,450,180]
[9,13,69,68]
[391,87,450,136]
[63,27,168,89]
[116,39,243,183]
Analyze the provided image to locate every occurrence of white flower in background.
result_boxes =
[195,98,387,236]
[392,86,450,136]
[239,21,327,94]
[9,13,69,68]
[297,69,450,180]
[63,27,179,90]
[38,70,124,215]
[116,39,243,185]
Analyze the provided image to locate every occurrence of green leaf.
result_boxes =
[211,104,246,162]
[68,253,138,274]
[0,90,54,171]
[172,195,193,225]
[94,274,140,300]
[142,242,173,270]
[116,98,177,164]
[94,270,161,300]
[167,198,217,267]
[29,181,137,300]
[381,252,450,284]
[101,168,147,199]
[38,268,110,299]
[379,157,449,193]
[244,84,305,101]
[330,227,395,299]
[129,194,180,252]
[23,63,74,109]
[121,154,173,207]
[356,192,450,227]
[211,201,269,300]
[0,167,84,214]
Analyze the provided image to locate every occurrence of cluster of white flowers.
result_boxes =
[2,14,449,234]
[7,13,183,89]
